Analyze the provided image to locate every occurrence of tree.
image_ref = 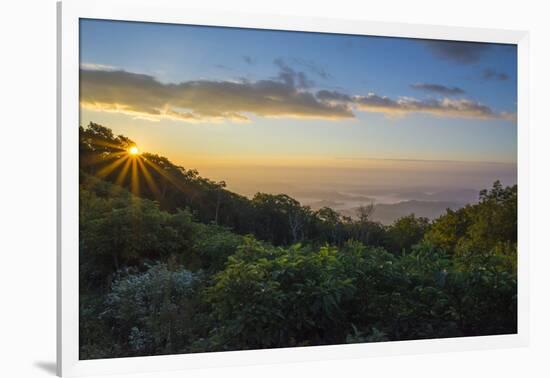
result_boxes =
[356,201,375,223]
[214,180,226,225]
[387,214,430,254]
[425,181,517,256]
[355,201,375,243]
[251,193,308,244]
[315,206,344,244]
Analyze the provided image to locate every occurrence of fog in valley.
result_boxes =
[199,159,517,224]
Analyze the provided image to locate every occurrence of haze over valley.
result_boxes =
[198,161,516,224]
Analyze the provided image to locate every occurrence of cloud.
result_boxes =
[80,68,353,123]
[316,90,515,121]
[273,58,315,89]
[80,62,118,71]
[316,90,354,103]
[291,58,331,80]
[424,40,491,64]
[80,62,515,124]
[410,83,465,96]
[482,68,509,81]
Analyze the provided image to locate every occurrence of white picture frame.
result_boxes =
[57,1,530,376]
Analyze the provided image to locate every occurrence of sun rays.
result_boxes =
[87,141,185,204]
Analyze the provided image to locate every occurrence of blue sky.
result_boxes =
[79,18,517,189]
[80,19,517,107]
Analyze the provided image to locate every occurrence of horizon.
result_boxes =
[79,18,517,216]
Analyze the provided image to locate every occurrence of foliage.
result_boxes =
[425,181,517,256]
[78,123,518,359]
[86,263,200,357]
[386,214,430,254]
[204,238,357,349]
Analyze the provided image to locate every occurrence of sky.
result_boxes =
[79,18,517,203]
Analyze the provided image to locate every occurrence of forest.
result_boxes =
[79,122,517,359]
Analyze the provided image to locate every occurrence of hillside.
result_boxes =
[79,122,518,359]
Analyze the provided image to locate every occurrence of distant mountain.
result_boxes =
[341,200,464,225]
[289,190,374,203]
[306,200,345,211]
[391,188,479,203]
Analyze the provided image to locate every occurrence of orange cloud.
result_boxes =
[80,67,516,123]
[80,69,353,122]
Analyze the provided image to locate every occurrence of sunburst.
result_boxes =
[86,141,177,203]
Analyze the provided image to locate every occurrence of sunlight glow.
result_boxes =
[84,135,189,203]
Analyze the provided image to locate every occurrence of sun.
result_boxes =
[128,146,139,155]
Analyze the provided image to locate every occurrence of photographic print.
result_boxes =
[78,18,518,360]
